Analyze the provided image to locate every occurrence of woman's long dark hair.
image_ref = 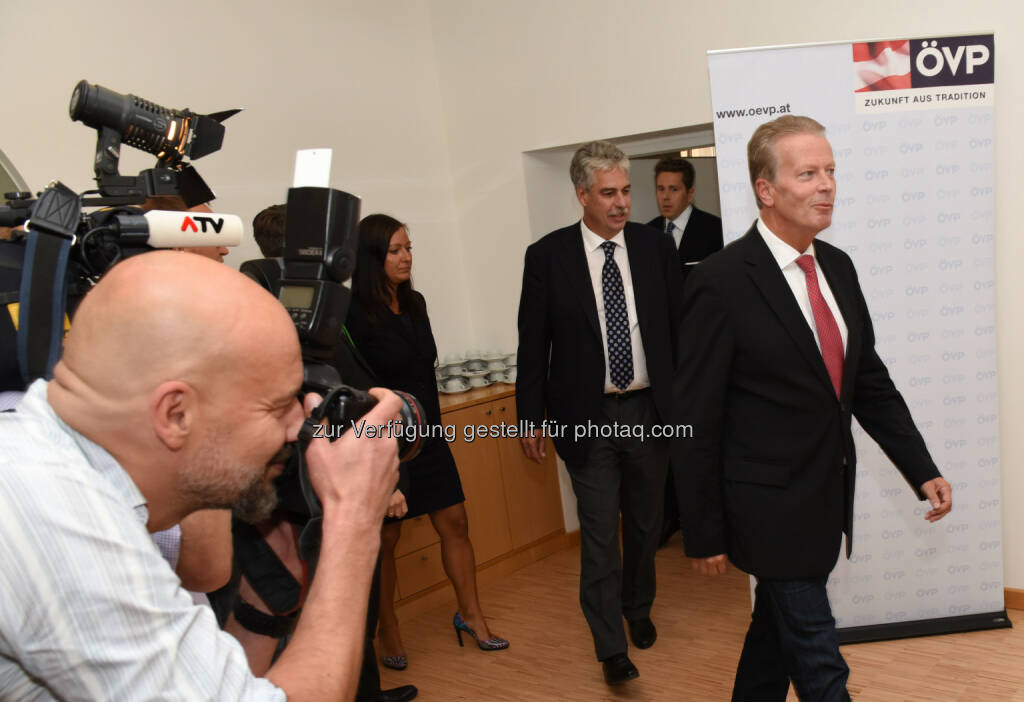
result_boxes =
[352,213,426,325]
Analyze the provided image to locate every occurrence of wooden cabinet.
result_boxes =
[445,402,513,564]
[393,386,565,606]
[393,513,437,558]
[495,402,565,548]
[395,542,446,599]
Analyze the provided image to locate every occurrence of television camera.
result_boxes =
[0,80,242,387]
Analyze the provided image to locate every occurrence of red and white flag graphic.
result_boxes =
[853,41,910,92]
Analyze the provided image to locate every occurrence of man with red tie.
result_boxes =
[673,115,952,701]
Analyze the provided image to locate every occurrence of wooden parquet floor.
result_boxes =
[379,535,1024,701]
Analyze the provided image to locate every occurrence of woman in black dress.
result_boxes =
[347,214,509,670]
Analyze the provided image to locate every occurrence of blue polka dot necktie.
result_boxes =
[665,220,675,235]
[600,241,634,391]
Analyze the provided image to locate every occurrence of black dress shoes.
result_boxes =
[358,685,418,702]
[602,653,639,685]
[627,617,657,649]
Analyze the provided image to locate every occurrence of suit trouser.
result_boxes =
[732,578,850,702]
[659,471,680,545]
[564,390,668,661]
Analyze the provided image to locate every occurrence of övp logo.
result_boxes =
[911,35,994,88]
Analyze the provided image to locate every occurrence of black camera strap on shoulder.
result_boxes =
[233,600,296,639]
[14,182,82,386]
[230,518,303,638]
[17,229,72,385]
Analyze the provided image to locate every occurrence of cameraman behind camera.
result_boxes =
[235,203,417,702]
[0,251,400,701]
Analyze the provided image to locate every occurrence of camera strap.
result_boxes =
[17,229,71,384]
[232,519,307,616]
[233,600,297,639]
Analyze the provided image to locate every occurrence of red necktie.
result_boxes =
[796,254,844,397]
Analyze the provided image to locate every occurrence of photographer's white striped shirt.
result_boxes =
[0,380,284,701]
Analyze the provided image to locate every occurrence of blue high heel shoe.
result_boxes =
[453,612,509,650]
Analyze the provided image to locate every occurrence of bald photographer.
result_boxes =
[0,252,401,701]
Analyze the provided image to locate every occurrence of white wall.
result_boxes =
[5,0,1024,588]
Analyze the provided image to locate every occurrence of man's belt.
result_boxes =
[603,386,650,400]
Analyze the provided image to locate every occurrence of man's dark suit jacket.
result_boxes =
[516,221,683,466]
[673,224,941,580]
[647,206,724,273]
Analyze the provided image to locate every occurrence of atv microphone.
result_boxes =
[105,210,244,248]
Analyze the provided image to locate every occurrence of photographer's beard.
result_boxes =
[181,427,292,524]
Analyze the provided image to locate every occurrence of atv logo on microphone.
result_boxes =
[854,34,993,114]
[181,215,227,234]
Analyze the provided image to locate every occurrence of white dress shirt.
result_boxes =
[0,391,22,412]
[667,204,693,249]
[580,221,650,393]
[0,380,284,701]
[757,217,849,353]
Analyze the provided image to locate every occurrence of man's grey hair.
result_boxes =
[570,140,630,190]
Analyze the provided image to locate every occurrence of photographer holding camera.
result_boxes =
[232,203,418,702]
[0,251,401,701]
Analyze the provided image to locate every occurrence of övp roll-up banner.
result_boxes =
[707,35,1006,642]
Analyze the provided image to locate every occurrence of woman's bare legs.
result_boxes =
[376,520,406,660]
[430,502,496,640]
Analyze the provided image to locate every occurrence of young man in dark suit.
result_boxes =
[646,156,724,280]
[516,141,683,686]
[648,157,725,548]
[674,115,952,701]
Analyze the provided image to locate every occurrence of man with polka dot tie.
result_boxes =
[673,115,952,701]
[515,141,683,686]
